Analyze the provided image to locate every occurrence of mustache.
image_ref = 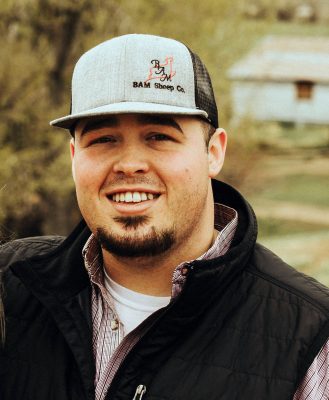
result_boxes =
[102,176,162,189]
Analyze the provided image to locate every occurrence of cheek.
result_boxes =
[159,159,206,191]
[163,151,208,179]
[159,159,192,184]
[73,153,107,191]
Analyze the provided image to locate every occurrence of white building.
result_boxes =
[228,36,329,125]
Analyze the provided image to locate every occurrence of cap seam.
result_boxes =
[184,44,198,110]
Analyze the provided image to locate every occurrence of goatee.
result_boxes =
[96,216,175,258]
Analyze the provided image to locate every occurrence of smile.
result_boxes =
[109,191,160,203]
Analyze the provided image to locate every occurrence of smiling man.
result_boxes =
[1,34,329,400]
[71,114,225,296]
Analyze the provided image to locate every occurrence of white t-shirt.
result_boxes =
[104,271,171,335]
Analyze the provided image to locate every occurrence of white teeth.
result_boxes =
[111,191,157,203]
[125,192,133,202]
[133,192,141,202]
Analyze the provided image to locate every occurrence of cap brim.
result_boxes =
[50,102,209,129]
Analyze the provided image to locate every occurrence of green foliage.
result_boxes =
[0,0,135,237]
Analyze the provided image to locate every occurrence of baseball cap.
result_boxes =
[50,34,218,129]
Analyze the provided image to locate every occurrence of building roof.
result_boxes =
[228,36,329,83]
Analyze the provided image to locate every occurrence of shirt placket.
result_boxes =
[83,245,125,394]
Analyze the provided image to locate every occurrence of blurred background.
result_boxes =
[0,0,328,283]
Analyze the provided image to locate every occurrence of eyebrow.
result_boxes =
[136,115,184,134]
[80,114,184,136]
[80,117,119,136]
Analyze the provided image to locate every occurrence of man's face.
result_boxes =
[71,114,226,259]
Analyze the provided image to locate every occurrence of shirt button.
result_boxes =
[181,267,189,276]
[110,319,119,331]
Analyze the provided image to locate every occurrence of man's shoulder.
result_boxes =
[0,236,65,270]
[247,243,329,313]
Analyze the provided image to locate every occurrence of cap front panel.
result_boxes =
[71,37,126,115]
[123,35,196,109]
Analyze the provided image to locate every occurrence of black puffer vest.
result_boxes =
[1,180,329,400]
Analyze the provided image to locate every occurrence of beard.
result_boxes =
[95,215,175,258]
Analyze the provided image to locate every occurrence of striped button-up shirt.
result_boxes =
[82,204,329,400]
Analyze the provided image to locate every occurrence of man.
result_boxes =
[1,34,329,400]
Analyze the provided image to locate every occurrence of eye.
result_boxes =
[147,133,173,141]
[89,135,117,145]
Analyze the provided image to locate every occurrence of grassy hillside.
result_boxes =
[245,128,329,285]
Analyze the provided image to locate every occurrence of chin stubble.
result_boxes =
[95,216,175,258]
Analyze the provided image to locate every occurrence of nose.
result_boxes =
[112,145,150,176]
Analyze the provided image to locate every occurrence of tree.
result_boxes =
[0,0,134,238]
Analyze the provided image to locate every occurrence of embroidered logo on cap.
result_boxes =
[146,57,176,82]
[132,56,185,93]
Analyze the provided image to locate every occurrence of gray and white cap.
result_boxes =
[50,34,218,129]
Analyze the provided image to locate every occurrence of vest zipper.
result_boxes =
[132,384,146,399]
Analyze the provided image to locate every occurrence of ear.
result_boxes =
[70,138,76,182]
[70,138,75,159]
[207,128,227,178]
